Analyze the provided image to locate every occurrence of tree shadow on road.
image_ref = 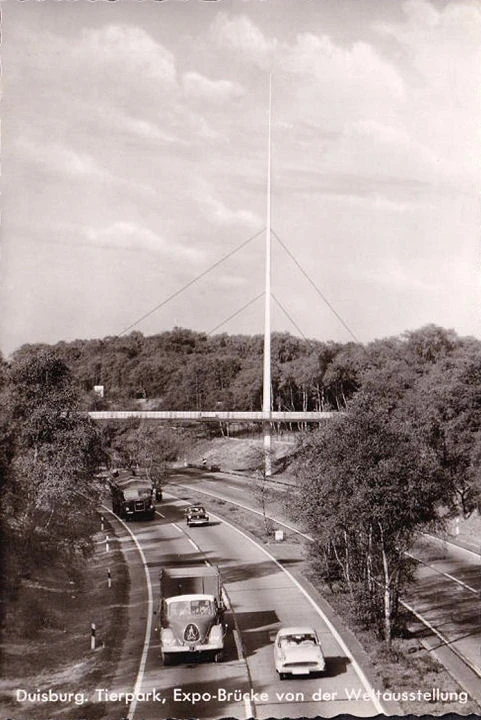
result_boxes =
[147,551,213,569]
[232,609,281,656]
[324,655,350,677]
[220,559,300,584]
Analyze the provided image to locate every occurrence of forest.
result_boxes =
[9,323,473,414]
[2,322,481,645]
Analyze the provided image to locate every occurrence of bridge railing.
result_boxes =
[88,410,336,422]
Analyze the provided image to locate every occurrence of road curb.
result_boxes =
[98,507,151,719]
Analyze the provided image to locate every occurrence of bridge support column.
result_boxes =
[263,421,272,477]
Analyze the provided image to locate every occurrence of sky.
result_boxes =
[2,0,480,357]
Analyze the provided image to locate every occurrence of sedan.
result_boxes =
[185,505,210,526]
[274,627,326,679]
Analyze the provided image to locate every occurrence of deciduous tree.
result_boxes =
[295,399,445,647]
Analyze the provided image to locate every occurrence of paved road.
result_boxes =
[169,469,481,707]
[122,492,384,719]
[405,533,481,702]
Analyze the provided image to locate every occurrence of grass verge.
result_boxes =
[0,514,129,720]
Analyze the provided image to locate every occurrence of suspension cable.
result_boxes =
[271,229,360,343]
[207,292,265,335]
[271,293,311,344]
[117,227,266,336]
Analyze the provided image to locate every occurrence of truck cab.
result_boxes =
[156,567,226,663]
[111,475,155,520]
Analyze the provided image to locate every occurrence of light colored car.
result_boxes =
[273,627,326,679]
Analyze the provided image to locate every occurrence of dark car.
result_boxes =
[185,505,210,527]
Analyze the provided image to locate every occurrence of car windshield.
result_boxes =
[281,633,317,646]
[189,507,205,513]
[124,488,151,500]
[168,599,214,617]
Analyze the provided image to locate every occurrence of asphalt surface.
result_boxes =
[168,468,481,713]
[405,533,481,706]
[107,488,386,719]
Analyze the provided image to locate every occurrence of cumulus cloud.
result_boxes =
[379,0,481,93]
[14,135,160,202]
[375,0,481,186]
[212,12,278,65]
[16,138,110,179]
[76,24,177,85]
[195,186,260,228]
[212,13,404,102]
[183,72,245,102]
[282,33,405,100]
[322,119,444,186]
[101,106,186,144]
[79,221,203,261]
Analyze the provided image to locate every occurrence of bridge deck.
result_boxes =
[88,410,335,422]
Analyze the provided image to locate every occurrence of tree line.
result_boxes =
[292,324,481,647]
[16,327,367,412]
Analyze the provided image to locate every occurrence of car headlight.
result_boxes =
[161,629,177,646]
[208,624,223,643]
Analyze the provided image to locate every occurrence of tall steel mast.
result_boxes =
[263,74,272,476]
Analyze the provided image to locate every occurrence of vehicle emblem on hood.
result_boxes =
[184,623,200,642]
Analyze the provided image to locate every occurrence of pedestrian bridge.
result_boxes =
[88,410,335,422]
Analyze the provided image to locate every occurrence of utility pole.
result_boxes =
[263,74,272,477]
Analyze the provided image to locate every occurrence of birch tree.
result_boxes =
[295,404,444,647]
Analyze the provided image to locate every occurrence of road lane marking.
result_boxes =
[172,482,314,542]
[175,485,481,626]
[406,551,479,594]
[223,587,255,720]
[100,505,153,720]
[401,598,481,679]
[158,503,255,719]
[420,531,481,559]
[168,483,481,699]
[165,492,387,716]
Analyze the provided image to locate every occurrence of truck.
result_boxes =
[155,566,226,664]
[110,474,155,520]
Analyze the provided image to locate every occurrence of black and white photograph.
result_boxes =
[1,0,481,718]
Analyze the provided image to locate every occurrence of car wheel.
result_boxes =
[214,651,223,663]
[161,651,172,666]
[279,672,286,680]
